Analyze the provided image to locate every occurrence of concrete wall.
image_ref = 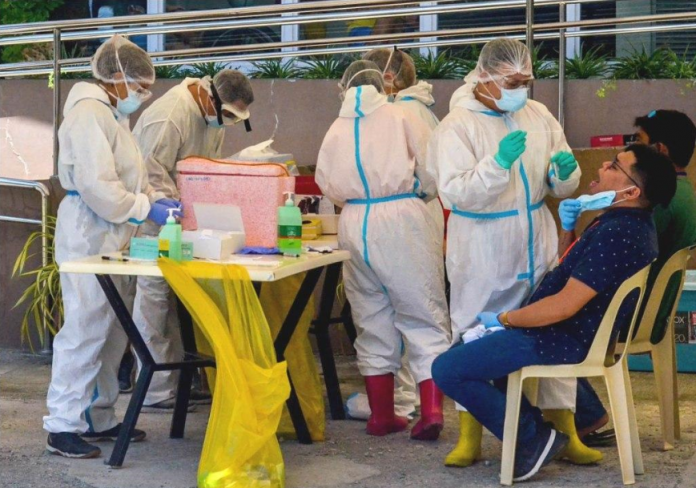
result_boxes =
[3,78,696,180]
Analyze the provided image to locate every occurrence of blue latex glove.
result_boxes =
[551,151,578,181]
[494,130,527,170]
[476,312,503,329]
[559,199,582,231]
[147,202,182,225]
[157,198,183,210]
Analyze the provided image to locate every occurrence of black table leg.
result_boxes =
[171,298,196,439]
[96,275,156,468]
[312,264,346,420]
[274,268,323,445]
[341,301,357,345]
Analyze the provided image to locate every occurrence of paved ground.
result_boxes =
[2,348,696,488]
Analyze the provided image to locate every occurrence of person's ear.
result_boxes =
[654,142,670,158]
[625,185,642,201]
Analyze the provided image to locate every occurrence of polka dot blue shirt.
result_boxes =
[523,208,658,362]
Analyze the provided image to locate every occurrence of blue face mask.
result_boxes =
[576,186,636,212]
[205,114,224,128]
[495,86,528,113]
[116,92,142,115]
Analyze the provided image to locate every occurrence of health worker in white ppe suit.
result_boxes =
[427,38,599,467]
[316,61,451,441]
[44,35,181,459]
[343,47,447,422]
[131,70,254,412]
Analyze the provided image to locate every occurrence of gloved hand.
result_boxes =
[551,151,578,181]
[147,201,183,225]
[476,312,503,329]
[156,198,183,210]
[494,130,527,170]
[559,198,582,231]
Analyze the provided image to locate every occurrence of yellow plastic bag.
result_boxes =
[259,274,325,442]
[159,259,290,488]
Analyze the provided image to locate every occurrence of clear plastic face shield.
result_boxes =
[203,81,252,132]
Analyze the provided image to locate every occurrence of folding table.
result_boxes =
[59,250,350,467]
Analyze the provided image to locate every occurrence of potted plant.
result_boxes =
[12,215,62,351]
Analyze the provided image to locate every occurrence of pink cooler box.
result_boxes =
[177,157,295,247]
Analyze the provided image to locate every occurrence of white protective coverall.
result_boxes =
[427,82,581,409]
[131,78,224,405]
[316,85,451,383]
[44,82,164,433]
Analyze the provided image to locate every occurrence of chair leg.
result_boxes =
[604,366,636,485]
[652,335,679,450]
[500,371,524,486]
[622,361,644,475]
[522,377,539,407]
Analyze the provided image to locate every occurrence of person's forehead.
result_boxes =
[617,150,636,167]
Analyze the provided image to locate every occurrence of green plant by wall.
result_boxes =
[249,59,303,79]
[565,45,609,79]
[188,62,231,78]
[610,47,672,80]
[1,0,65,62]
[301,55,355,80]
[412,50,465,80]
[12,216,62,351]
[155,64,193,79]
[532,45,558,80]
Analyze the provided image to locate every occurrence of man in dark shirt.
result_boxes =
[432,144,676,482]
[575,110,696,444]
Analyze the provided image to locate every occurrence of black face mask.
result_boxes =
[210,82,252,133]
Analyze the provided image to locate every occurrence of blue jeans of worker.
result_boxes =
[432,329,586,443]
[575,378,607,431]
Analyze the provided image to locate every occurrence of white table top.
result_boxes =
[60,250,350,282]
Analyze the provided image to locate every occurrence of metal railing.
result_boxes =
[0,178,52,354]
[1,0,696,351]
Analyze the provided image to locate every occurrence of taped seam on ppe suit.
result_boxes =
[316,85,451,383]
[45,82,165,434]
[426,83,581,410]
[131,78,224,405]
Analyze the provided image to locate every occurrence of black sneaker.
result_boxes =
[513,424,569,482]
[81,423,146,443]
[118,350,135,394]
[46,433,101,459]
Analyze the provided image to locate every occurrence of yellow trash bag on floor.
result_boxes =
[259,274,325,442]
[159,259,291,488]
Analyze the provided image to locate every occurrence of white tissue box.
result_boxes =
[182,229,246,260]
[182,203,246,260]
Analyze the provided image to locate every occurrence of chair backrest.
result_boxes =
[631,245,695,347]
[581,263,652,368]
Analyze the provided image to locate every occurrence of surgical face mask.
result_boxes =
[576,186,636,212]
[115,91,142,115]
[480,79,529,113]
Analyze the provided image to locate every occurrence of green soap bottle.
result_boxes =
[278,192,302,256]
[158,208,183,262]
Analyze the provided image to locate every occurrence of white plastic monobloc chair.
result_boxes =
[623,245,695,451]
[500,264,652,486]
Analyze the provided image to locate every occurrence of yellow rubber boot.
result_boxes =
[444,412,482,468]
[543,409,603,465]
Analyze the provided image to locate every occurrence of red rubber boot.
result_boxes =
[411,379,444,440]
[365,374,409,436]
